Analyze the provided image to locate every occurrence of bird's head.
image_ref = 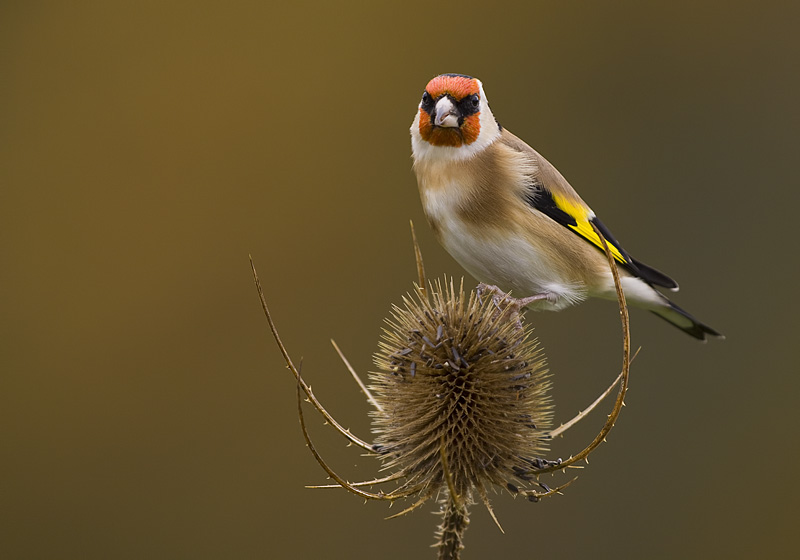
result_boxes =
[411,74,501,162]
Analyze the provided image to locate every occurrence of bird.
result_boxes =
[409,73,722,341]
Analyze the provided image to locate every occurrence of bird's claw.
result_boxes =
[476,284,551,328]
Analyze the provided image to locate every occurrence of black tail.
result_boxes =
[651,300,724,341]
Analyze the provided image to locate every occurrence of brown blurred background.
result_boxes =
[2,1,798,558]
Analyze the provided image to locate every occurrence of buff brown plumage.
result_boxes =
[410,73,722,340]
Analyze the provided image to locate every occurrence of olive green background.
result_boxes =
[2,1,798,558]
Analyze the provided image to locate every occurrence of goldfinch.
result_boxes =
[410,73,722,341]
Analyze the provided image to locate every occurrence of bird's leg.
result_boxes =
[476,283,552,328]
[476,283,507,306]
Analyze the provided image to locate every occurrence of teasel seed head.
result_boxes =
[251,220,631,560]
[370,278,552,504]
[251,219,631,560]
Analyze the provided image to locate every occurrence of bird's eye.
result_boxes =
[422,91,430,103]
[471,95,480,107]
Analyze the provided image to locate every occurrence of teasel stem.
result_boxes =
[410,220,427,300]
[435,432,474,558]
[249,255,374,452]
[530,224,631,476]
[436,491,470,560]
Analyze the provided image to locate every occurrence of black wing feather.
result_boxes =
[524,186,678,290]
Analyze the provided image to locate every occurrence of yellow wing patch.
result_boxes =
[551,193,627,265]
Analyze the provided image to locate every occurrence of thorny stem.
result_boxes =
[439,437,460,511]
[410,220,427,300]
[595,224,631,407]
[249,256,374,452]
[547,347,640,439]
[531,224,632,476]
[436,492,470,560]
[295,377,421,503]
[330,338,383,413]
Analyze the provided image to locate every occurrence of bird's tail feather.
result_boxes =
[651,300,724,341]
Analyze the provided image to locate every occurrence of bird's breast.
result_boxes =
[419,177,588,311]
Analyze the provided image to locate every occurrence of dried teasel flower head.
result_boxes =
[370,278,553,508]
[250,221,630,560]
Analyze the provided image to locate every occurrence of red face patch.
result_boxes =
[425,75,480,101]
[419,74,482,147]
[419,112,481,147]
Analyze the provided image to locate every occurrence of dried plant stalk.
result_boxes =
[250,221,632,560]
[436,492,469,560]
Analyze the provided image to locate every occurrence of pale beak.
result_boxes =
[434,97,460,128]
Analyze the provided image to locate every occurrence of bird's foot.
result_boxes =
[476,284,551,328]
